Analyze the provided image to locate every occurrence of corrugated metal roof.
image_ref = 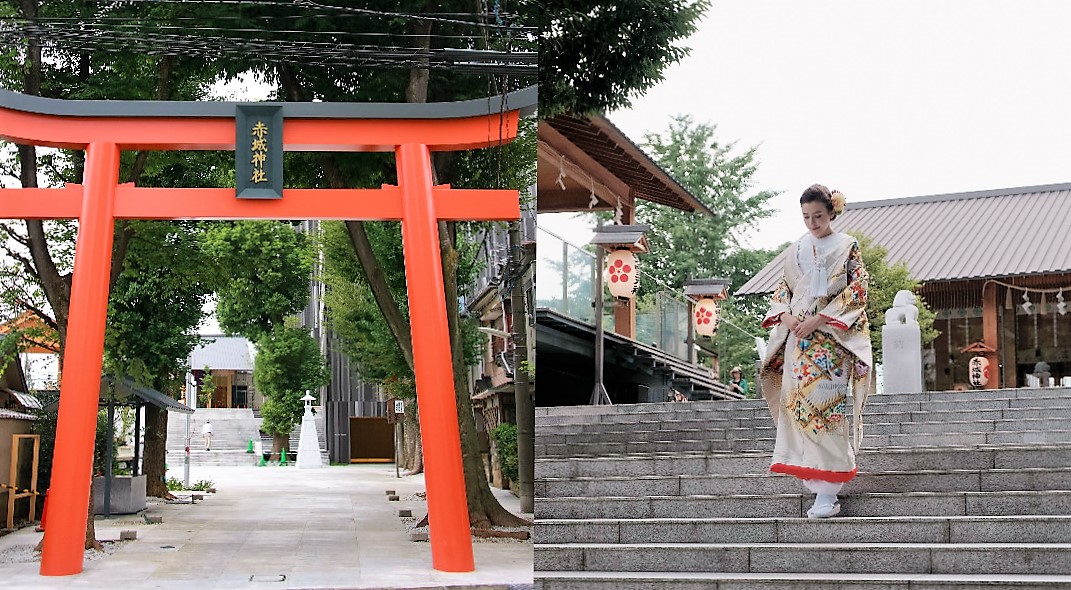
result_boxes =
[0,408,34,420]
[189,335,254,371]
[737,183,1071,296]
[3,389,42,410]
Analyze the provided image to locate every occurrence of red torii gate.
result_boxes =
[0,86,536,577]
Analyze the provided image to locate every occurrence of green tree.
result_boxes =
[203,221,313,341]
[539,0,710,116]
[253,325,328,459]
[849,232,939,365]
[638,115,779,293]
[104,220,216,498]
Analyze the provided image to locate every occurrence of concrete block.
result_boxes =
[949,516,1071,543]
[778,518,948,544]
[622,519,777,544]
[384,490,395,495]
[649,495,802,519]
[144,516,163,524]
[119,530,137,541]
[387,495,399,501]
[408,531,429,542]
[533,545,584,571]
[981,468,1071,492]
[580,545,751,573]
[192,494,204,501]
[749,545,932,574]
[397,509,412,517]
[536,497,651,520]
[839,493,967,517]
[931,546,1071,574]
[966,490,1071,516]
[534,520,620,544]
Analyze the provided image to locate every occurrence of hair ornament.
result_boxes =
[830,190,846,216]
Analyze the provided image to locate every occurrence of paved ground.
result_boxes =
[0,463,533,590]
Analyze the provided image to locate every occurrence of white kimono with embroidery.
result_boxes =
[759,232,875,483]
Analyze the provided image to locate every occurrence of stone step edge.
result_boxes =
[537,542,1071,549]
[538,428,1071,445]
[538,416,1071,434]
[533,571,1071,583]
[535,442,1071,463]
[536,489,1071,502]
[537,466,1071,483]
[536,514,1071,525]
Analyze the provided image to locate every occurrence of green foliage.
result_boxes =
[539,0,710,116]
[190,479,215,491]
[165,477,214,492]
[848,232,940,365]
[638,115,779,294]
[253,326,328,436]
[29,405,59,491]
[105,221,216,393]
[491,423,518,484]
[203,221,313,341]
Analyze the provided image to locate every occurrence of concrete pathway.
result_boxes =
[0,464,533,589]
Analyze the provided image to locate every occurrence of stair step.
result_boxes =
[537,490,1071,520]
[539,467,1071,497]
[534,571,1071,590]
[536,444,1071,478]
[535,543,1071,575]
[536,515,1071,544]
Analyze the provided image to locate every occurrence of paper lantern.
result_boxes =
[605,249,639,299]
[969,356,990,388]
[694,298,720,337]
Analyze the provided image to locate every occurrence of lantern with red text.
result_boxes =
[694,298,720,337]
[605,249,639,299]
[969,356,990,388]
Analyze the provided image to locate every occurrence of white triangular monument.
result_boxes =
[296,391,323,469]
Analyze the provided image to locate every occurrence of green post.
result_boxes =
[279,448,289,466]
[246,438,254,453]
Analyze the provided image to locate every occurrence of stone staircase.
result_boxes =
[534,386,1071,589]
[166,408,330,466]
[165,408,262,467]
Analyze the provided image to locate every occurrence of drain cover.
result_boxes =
[248,574,286,583]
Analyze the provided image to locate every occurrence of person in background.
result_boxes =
[202,419,213,451]
[729,366,749,396]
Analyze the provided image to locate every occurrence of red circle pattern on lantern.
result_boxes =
[694,298,720,337]
[605,250,639,298]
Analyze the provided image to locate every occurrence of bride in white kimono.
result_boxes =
[759,184,875,518]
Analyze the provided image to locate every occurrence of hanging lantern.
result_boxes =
[694,297,720,337]
[605,249,639,299]
[969,356,990,388]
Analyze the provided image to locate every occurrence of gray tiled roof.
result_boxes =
[189,335,254,371]
[737,183,1071,296]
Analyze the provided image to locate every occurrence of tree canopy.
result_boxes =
[538,0,709,116]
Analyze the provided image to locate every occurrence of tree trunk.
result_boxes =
[441,221,528,528]
[509,223,535,513]
[401,406,423,475]
[271,433,290,462]
[143,405,174,499]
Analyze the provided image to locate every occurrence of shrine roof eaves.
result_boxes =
[0,85,536,120]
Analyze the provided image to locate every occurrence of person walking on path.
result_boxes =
[758,184,875,519]
[202,419,213,451]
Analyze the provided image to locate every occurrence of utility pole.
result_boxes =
[508,221,534,514]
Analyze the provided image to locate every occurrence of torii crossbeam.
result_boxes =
[0,86,536,577]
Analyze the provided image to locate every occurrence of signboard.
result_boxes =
[235,105,283,199]
[394,400,405,414]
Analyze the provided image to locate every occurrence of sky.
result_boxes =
[543,0,1071,252]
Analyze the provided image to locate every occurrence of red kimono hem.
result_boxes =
[771,463,858,483]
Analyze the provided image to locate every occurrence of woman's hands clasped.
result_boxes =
[780,312,827,340]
